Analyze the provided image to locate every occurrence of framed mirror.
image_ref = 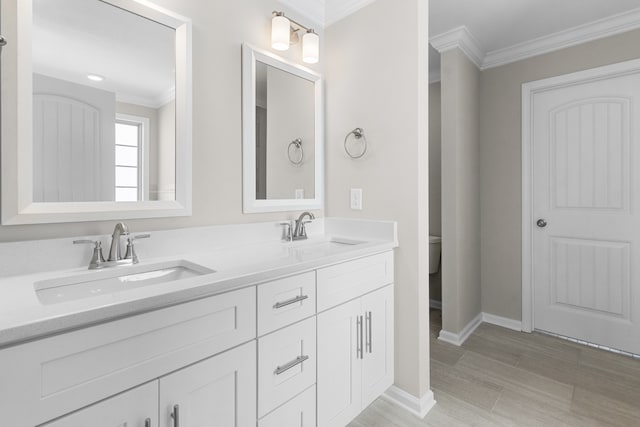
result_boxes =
[242,44,324,213]
[1,0,192,224]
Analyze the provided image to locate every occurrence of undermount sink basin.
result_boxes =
[34,260,215,305]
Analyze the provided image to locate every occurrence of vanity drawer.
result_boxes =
[0,286,256,427]
[258,317,316,417]
[259,385,316,427]
[257,271,316,336]
[317,251,394,312]
[41,381,158,427]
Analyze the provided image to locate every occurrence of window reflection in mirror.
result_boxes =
[254,61,316,200]
[31,0,176,203]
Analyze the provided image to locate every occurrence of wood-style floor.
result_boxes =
[348,309,640,427]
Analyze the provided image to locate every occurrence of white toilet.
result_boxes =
[429,235,442,274]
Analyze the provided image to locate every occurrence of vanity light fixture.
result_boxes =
[271,11,319,64]
[87,74,105,82]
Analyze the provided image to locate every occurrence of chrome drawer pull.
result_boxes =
[366,311,372,353]
[275,355,309,375]
[357,315,363,359]
[171,404,180,427]
[273,294,309,309]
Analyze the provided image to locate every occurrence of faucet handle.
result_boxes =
[279,221,294,242]
[73,240,106,269]
[124,234,151,263]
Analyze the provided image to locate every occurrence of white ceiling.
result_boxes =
[32,0,175,108]
[277,0,376,28]
[429,0,640,79]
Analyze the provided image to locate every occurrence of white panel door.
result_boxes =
[532,70,640,354]
[33,94,109,202]
[159,341,256,427]
[317,299,362,427]
[361,285,394,408]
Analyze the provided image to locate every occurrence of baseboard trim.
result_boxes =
[437,312,483,346]
[481,312,522,331]
[383,386,436,419]
[429,299,442,309]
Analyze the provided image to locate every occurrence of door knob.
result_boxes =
[536,219,547,228]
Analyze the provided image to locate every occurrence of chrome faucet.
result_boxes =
[108,222,130,261]
[74,222,151,269]
[293,212,315,241]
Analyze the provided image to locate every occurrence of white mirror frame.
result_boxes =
[242,44,324,213]
[0,0,192,225]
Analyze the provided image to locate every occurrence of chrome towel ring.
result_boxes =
[344,127,367,159]
[287,138,304,165]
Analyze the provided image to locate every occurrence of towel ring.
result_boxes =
[344,128,367,159]
[287,138,304,165]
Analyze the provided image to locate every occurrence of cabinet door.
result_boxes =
[361,285,394,408]
[317,299,362,427]
[42,381,158,427]
[159,341,256,427]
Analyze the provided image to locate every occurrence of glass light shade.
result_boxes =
[272,15,291,51]
[302,30,319,63]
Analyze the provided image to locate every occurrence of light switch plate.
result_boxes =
[350,188,363,210]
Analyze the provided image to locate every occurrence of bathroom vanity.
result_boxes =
[0,218,397,427]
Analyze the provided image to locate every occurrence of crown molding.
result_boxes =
[277,0,325,28]
[429,26,483,69]
[430,7,640,71]
[482,7,640,69]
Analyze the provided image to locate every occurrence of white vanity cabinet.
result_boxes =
[0,249,395,427]
[316,252,395,427]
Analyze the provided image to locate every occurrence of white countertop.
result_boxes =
[0,219,397,349]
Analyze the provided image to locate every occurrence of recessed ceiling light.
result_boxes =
[87,74,104,82]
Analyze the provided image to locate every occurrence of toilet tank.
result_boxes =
[429,235,441,274]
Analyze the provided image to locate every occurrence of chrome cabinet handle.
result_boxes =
[536,219,547,228]
[366,311,372,353]
[275,355,309,375]
[357,315,364,359]
[273,294,309,309]
[171,404,180,427]
[145,418,151,427]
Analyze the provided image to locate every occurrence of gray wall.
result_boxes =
[429,82,441,302]
[265,66,315,199]
[325,0,430,399]
[480,28,640,320]
[429,82,441,237]
[0,0,323,242]
[441,48,482,334]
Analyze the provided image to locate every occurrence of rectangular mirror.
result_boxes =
[242,44,324,213]
[1,0,192,224]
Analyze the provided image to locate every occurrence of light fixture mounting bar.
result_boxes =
[272,11,312,33]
